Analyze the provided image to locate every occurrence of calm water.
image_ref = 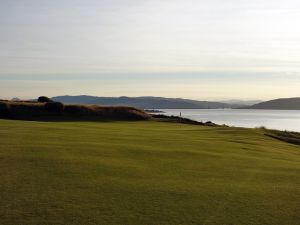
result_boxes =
[159,109,300,132]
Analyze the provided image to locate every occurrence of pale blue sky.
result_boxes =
[1,0,300,100]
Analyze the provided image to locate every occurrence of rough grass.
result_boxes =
[263,128,300,146]
[0,119,300,225]
[0,101,150,121]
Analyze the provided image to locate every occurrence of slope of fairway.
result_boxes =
[0,119,299,225]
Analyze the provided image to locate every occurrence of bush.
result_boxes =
[38,96,53,103]
[9,102,45,117]
[45,102,64,113]
[0,102,11,118]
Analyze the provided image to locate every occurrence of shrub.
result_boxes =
[9,102,45,118]
[38,96,53,103]
[0,102,11,118]
[45,102,64,113]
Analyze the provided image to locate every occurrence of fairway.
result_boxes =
[0,119,300,225]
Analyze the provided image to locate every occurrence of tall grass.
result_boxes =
[0,101,150,121]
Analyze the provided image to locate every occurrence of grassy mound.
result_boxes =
[152,113,218,126]
[263,128,300,146]
[0,100,150,121]
[0,119,300,225]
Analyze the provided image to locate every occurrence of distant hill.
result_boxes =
[243,98,300,110]
[222,99,262,106]
[52,95,242,109]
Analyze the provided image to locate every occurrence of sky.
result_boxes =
[1,0,300,100]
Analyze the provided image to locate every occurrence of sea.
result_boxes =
[158,109,300,132]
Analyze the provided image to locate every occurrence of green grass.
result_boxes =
[0,119,300,225]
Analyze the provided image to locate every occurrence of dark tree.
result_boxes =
[38,96,53,103]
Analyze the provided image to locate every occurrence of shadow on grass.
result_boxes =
[151,114,223,127]
[263,128,300,146]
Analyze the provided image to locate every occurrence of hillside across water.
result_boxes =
[52,95,243,109]
[242,97,300,110]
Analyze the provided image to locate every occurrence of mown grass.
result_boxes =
[0,119,300,225]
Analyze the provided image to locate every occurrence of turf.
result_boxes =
[0,119,299,225]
